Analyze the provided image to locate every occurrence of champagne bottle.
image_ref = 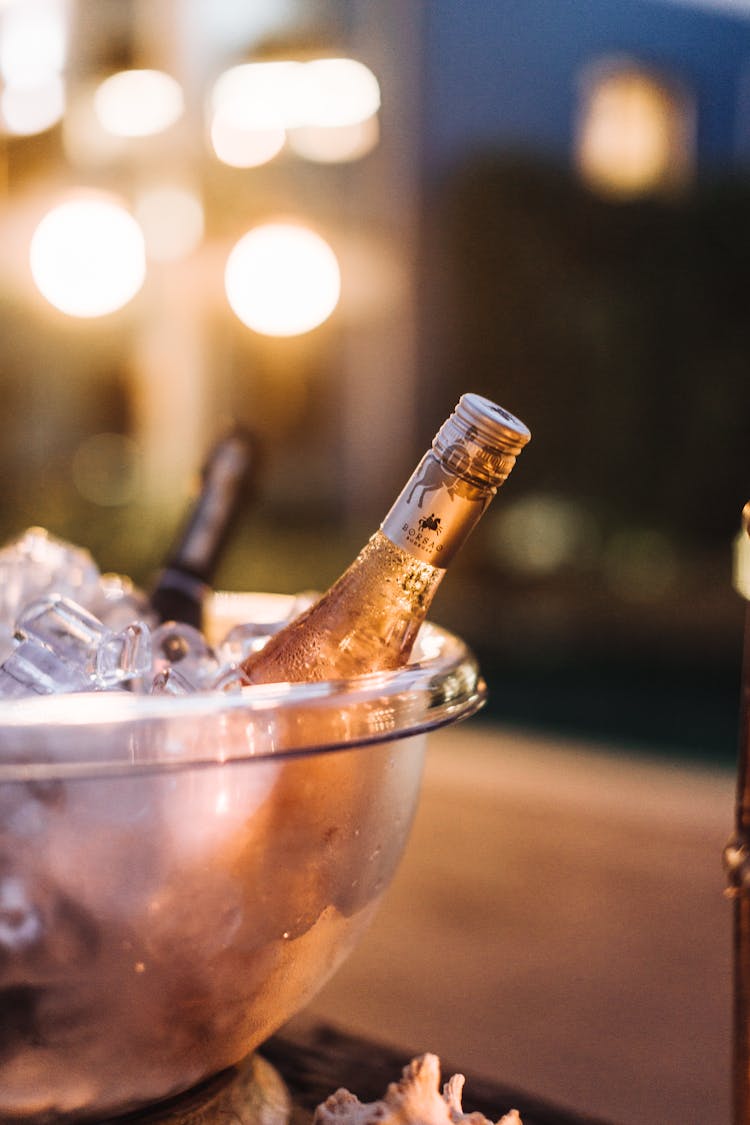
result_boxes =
[150,426,258,628]
[239,393,529,685]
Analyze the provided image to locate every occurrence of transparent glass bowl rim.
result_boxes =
[0,605,486,781]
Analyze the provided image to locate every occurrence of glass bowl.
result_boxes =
[0,594,485,1122]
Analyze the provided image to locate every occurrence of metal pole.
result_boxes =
[725,502,750,1123]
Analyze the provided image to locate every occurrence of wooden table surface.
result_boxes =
[302,724,734,1125]
[263,1021,615,1125]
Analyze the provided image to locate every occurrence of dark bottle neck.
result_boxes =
[150,427,258,625]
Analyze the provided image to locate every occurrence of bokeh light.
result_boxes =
[30,195,146,317]
[224,222,340,337]
[210,61,305,129]
[288,115,379,163]
[208,61,300,168]
[134,185,204,262]
[489,494,600,577]
[303,58,380,127]
[576,61,693,197]
[209,112,285,168]
[0,0,67,87]
[1,74,65,135]
[208,57,380,166]
[94,69,184,138]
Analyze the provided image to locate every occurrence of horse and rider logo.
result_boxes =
[384,427,494,561]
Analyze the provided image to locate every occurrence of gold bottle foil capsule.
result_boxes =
[381,394,531,567]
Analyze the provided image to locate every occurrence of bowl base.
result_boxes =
[104,1054,291,1125]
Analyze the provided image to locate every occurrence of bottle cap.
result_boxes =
[433,393,530,489]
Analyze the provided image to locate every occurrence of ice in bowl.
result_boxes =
[0,530,485,1122]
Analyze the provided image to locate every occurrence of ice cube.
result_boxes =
[92,573,156,631]
[95,622,152,687]
[0,637,92,696]
[212,666,250,693]
[215,591,318,668]
[0,528,101,627]
[151,622,219,690]
[8,596,150,695]
[15,596,108,666]
[216,622,271,666]
[150,667,194,695]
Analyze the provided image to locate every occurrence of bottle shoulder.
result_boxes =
[239,532,443,683]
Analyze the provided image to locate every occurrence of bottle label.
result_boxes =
[381,452,492,567]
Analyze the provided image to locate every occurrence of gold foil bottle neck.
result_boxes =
[381,394,530,566]
[432,393,531,490]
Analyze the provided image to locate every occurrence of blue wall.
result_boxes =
[422,0,750,176]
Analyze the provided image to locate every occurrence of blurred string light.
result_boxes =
[209,56,380,167]
[211,60,305,129]
[208,60,299,169]
[302,58,381,126]
[93,69,184,138]
[134,185,204,262]
[0,0,69,136]
[287,114,379,164]
[1,74,64,136]
[225,221,340,336]
[210,114,285,168]
[576,59,694,198]
[30,194,146,317]
[0,0,67,86]
[209,61,299,167]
